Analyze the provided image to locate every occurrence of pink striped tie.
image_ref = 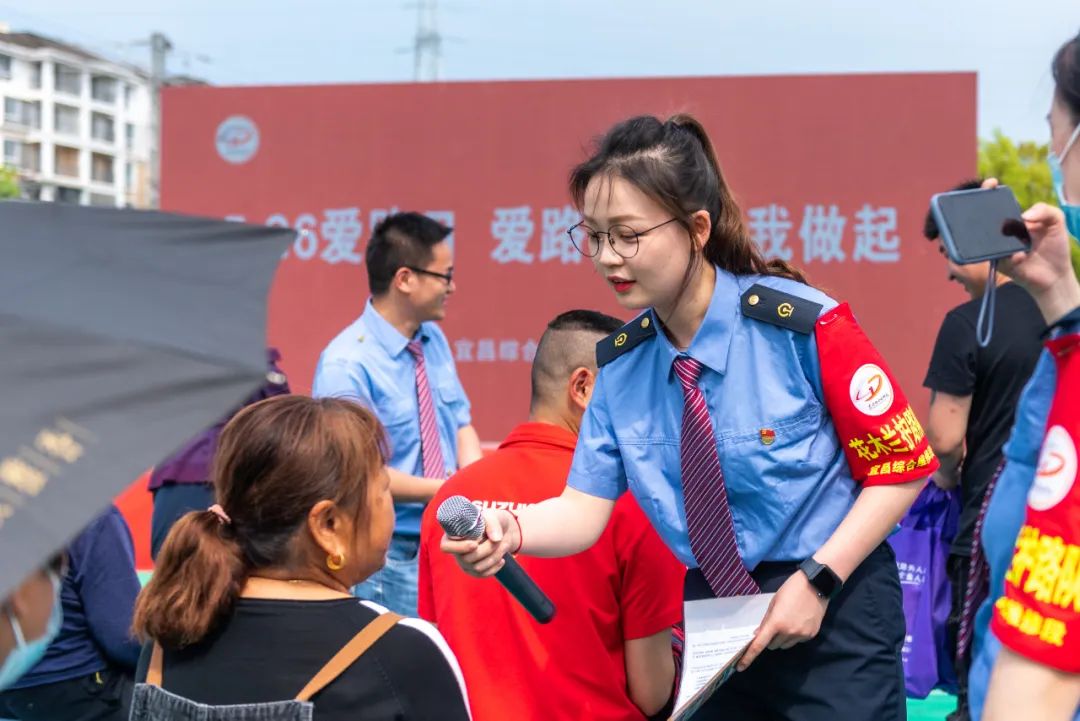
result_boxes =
[674,356,758,597]
[406,339,446,479]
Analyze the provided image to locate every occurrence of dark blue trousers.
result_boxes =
[689,543,906,721]
[0,667,134,721]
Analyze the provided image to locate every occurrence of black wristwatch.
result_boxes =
[799,557,843,600]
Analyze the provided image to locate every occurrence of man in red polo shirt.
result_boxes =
[419,310,685,721]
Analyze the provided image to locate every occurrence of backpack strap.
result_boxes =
[146,643,164,687]
[294,612,403,702]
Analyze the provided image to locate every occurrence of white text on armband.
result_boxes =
[471,499,537,514]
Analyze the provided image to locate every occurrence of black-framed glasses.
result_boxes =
[405,265,454,284]
[566,218,679,259]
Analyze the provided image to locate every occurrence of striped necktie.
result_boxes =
[674,356,758,597]
[406,339,446,479]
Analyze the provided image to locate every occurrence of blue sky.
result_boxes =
[1,0,1077,141]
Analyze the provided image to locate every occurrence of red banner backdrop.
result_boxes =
[160,72,973,443]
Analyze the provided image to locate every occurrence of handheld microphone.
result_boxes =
[436,495,556,624]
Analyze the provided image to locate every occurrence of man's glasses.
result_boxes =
[405,266,454,284]
[566,218,679,259]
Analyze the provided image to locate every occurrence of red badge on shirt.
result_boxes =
[816,302,939,486]
[992,333,1080,673]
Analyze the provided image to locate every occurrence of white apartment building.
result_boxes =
[0,30,152,207]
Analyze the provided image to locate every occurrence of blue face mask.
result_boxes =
[0,572,63,691]
[1049,122,1080,242]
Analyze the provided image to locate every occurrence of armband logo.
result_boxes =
[849,363,894,417]
[1030,425,1078,511]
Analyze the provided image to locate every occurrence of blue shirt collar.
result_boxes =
[655,265,738,376]
[1044,304,1080,339]
[361,299,427,357]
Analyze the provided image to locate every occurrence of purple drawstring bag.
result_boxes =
[887,483,960,698]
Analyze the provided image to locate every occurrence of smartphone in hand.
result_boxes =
[930,186,1031,265]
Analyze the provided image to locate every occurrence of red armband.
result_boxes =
[992,333,1080,672]
[816,302,939,486]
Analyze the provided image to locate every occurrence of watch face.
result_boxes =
[803,559,841,599]
[815,569,840,598]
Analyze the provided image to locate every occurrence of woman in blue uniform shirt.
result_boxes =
[970,30,1080,721]
[443,114,936,720]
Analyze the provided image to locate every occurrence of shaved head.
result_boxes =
[530,310,623,413]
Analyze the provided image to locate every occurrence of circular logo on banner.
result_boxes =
[849,363,894,417]
[1030,425,1078,511]
[215,116,260,164]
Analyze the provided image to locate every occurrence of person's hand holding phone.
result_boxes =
[982,177,1080,323]
[931,183,1030,264]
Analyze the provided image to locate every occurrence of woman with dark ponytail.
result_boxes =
[444,113,938,720]
[131,395,470,721]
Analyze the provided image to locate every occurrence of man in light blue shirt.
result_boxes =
[312,212,482,616]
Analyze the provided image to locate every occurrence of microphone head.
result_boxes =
[436,495,485,540]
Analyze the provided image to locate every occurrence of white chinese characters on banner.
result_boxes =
[475,339,497,362]
[540,205,581,264]
[853,205,900,263]
[455,339,539,364]
[231,208,455,265]
[498,340,520,362]
[491,205,584,265]
[491,206,535,264]
[235,203,903,268]
[289,213,320,261]
[800,204,847,264]
[746,203,902,265]
[748,204,794,261]
[490,203,904,267]
[454,339,474,363]
[320,208,364,265]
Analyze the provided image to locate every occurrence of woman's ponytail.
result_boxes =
[667,114,807,284]
[132,508,246,649]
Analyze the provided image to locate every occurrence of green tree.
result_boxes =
[978,131,1080,277]
[977,130,1056,209]
[0,165,21,199]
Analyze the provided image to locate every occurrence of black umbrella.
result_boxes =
[0,201,293,597]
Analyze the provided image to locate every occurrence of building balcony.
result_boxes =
[90,152,114,185]
[54,145,80,179]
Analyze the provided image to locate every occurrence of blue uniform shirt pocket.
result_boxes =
[721,406,823,506]
[718,405,836,565]
[437,383,469,426]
